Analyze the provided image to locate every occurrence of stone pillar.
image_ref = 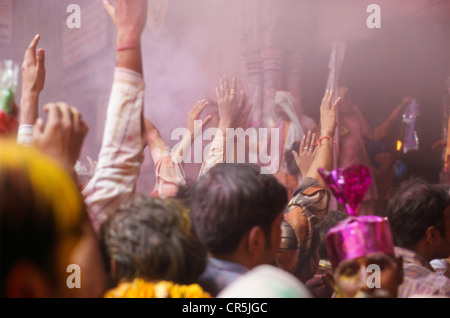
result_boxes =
[285,49,303,113]
[243,49,264,128]
[262,46,285,128]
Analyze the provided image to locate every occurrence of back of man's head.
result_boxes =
[102,194,207,287]
[387,177,450,249]
[189,163,288,255]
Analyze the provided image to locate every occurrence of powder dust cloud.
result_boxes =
[0,0,449,192]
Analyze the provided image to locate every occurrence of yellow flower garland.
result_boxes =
[105,278,212,298]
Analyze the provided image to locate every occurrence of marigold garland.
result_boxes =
[105,278,212,298]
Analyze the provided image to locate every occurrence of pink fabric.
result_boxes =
[325,215,395,268]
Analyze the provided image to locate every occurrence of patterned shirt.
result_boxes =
[82,68,146,233]
[150,144,186,198]
[395,246,450,298]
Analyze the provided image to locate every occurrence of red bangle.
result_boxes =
[316,135,335,146]
[117,44,141,52]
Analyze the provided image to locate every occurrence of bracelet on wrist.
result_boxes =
[117,44,141,52]
[316,135,335,146]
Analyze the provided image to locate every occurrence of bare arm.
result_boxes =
[373,97,412,141]
[32,103,88,181]
[292,131,317,178]
[20,34,45,126]
[198,75,250,176]
[103,0,147,75]
[351,103,373,140]
[304,90,341,186]
[173,100,212,162]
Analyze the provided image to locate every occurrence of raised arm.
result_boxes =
[103,0,147,74]
[198,75,250,177]
[20,34,45,126]
[32,102,88,181]
[304,89,341,185]
[82,0,148,233]
[292,131,317,178]
[373,97,412,141]
[173,100,212,163]
[145,118,186,198]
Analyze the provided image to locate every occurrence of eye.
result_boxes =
[340,263,359,277]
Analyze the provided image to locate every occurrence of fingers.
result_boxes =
[191,100,209,117]
[311,133,317,152]
[332,96,342,111]
[202,115,212,128]
[44,103,62,131]
[103,0,116,23]
[237,91,247,109]
[58,102,73,131]
[25,34,40,64]
[33,117,45,136]
[36,48,45,69]
[292,150,299,163]
[223,75,230,94]
[304,131,312,151]
[300,134,306,151]
[43,102,87,136]
[230,75,237,100]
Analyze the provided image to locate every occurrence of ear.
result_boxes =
[425,226,443,246]
[4,261,52,298]
[247,226,266,256]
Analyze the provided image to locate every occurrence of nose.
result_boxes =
[357,265,371,292]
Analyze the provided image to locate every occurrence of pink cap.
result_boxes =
[325,215,395,268]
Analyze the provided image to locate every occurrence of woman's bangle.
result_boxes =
[117,44,141,52]
[316,135,335,146]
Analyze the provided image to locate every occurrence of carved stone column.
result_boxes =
[262,46,285,128]
[285,49,303,113]
[243,49,264,127]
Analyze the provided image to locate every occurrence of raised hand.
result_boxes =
[305,89,341,185]
[103,0,148,47]
[144,117,166,151]
[188,100,212,141]
[21,34,45,95]
[103,0,148,74]
[20,34,45,125]
[292,131,317,177]
[319,89,340,139]
[32,102,88,170]
[216,75,249,130]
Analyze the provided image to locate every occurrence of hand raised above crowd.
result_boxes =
[319,89,340,139]
[187,100,212,141]
[103,0,148,47]
[32,102,88,172]
[292,131,317,178]
[216,75,250,131]
[20,34,45,125]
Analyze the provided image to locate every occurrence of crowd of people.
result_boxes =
[1,0,449,299]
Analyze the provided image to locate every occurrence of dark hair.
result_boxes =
[387,177,450,249]
[315,210,349,260]
[188,163,288,255]
[101,194,207,286]
[0,142,85,294]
